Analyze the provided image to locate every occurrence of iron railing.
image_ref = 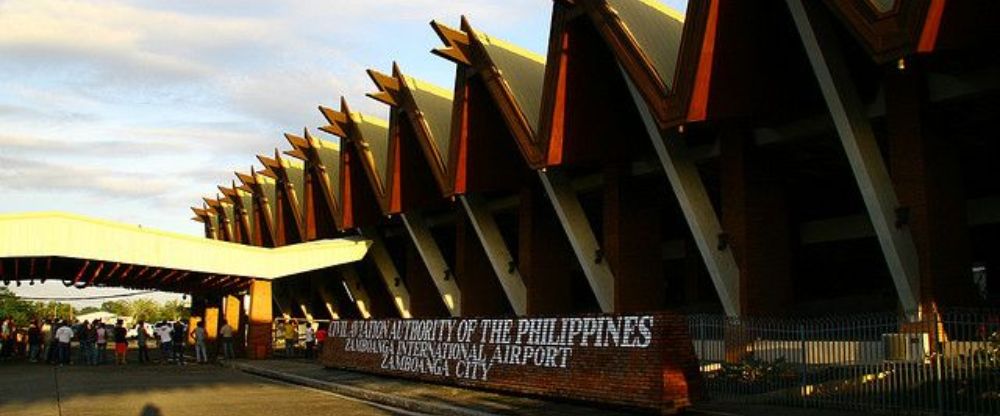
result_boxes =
[687,309,1000,415]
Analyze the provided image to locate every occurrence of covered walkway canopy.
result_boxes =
[0,212,370,296]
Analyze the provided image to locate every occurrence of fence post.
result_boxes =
[800,322,807,408]
[934,312,944,416]
[699,317,706,364]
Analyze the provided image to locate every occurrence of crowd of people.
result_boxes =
[279,319,326,359]
[0,316,238,365]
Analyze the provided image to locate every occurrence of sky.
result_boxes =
[1,0,687,306]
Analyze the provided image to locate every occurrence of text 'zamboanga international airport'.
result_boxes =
[1,1,999,415]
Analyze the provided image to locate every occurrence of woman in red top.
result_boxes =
[315,326,327,357]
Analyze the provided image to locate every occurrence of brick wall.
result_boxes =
[320,311,703,414]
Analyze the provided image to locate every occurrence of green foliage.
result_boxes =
[0,289,189,325]
[77,306,100,315]
[100,298,189,322]
[0,288,74,324]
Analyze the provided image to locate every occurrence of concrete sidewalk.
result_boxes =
[228,359,874,416]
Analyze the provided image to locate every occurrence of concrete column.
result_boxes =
[788,0,921,316]
[455,213,512,316]
[603,164,665,312]
[622,70,741,316]
[223,295,244,357]
[886,63,977,309]
[720,129,794,315]
[519,185,574,314]
[339,266,374,319]
[204,301,220,360]
[361,227,413,318]
[187,296,205,347]
[538,169,615,312]
[459,195,527,315]
[401,212,462,316]
[246,279,273,359]
[405,242,450,317]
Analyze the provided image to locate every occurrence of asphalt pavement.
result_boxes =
[0,361,420,416]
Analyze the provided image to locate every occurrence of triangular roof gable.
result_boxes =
[432,18,549,173]
[368,64,455,208]
[569,0,715,131]
[319,99,388,228]
[235,185,256,244]
[823,0,953,63]
[286,130,344,231]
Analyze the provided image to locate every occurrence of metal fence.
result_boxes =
[687,309,1000,415]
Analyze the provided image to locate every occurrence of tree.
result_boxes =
[100,300,130,316]
[130,298,160,322]
[77,306,100,315]
[0,287,35,324]
[160,299,190,321]
[0,289,73,324]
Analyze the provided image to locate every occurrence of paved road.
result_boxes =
[0,362,420,416]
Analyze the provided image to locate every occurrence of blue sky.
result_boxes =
[1,0,687,304]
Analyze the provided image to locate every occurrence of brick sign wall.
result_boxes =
[319,311,703,413]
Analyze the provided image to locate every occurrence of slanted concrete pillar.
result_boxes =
[405,242,450,317]
[603,164,665,312]
[788,0,921,315]
[538,169,615,312]
[401,212,462,316]
[519,185,574,314]
[455,213,512,316]
[246,279,273,359]
[886,63,977,310]
[720,129,793,315]
[459,195,527,315]
[622,70,740,316]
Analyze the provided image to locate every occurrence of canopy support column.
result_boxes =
[401,211,462,316]
[538,170,615,313]
[622,67,740,317]
[459,195,527,315]
[788,0,920,315]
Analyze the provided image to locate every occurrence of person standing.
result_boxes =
[113,319,128,365]
[0,317,12,360]
[79,321,94,365]
[283,320,297,358]
[27,321,42,363]
[303,322,316,359]
[55,321,73,366]
[171,321,186,365]
[44,320,58,364]
[95,321,107,365]
[135,321,151,364]
[155,321,173,364]
[218,319,234,361]
[192,321,208,364]
[315,325,327,355]
[41,319,53,364]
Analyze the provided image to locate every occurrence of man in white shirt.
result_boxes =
[55,322,74,365]
[155,321,173,364]
[304,322,316,359]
